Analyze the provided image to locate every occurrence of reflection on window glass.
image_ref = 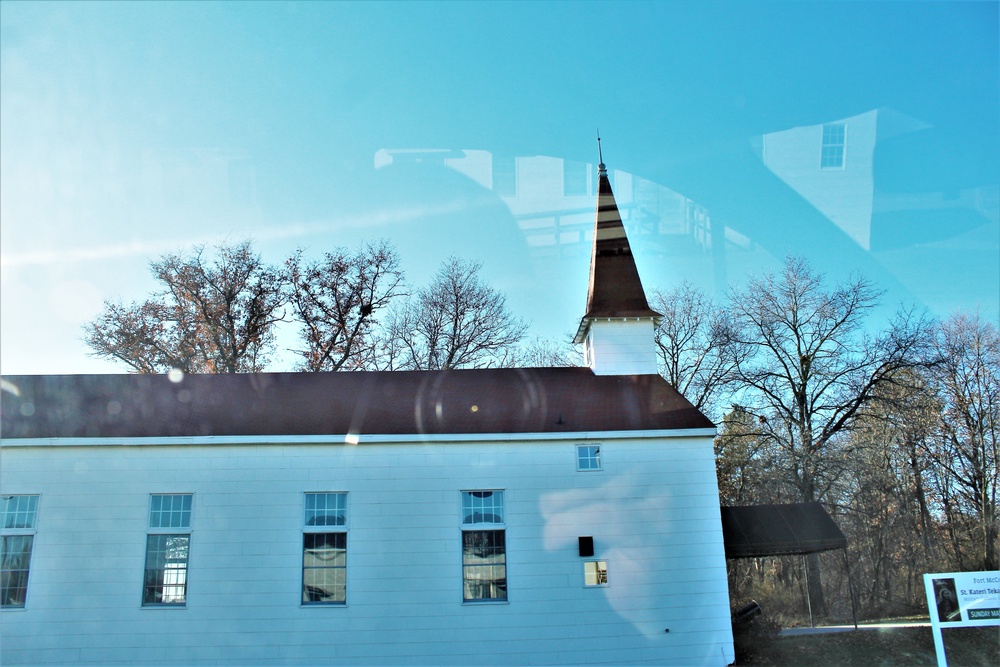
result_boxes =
[821,123,846,169]
[492,155,517,197]
[2,495,39,608]
[143,534,189,605]
[2,495,38,530]
[463,530,507,601]
[584,560,608,586]
[302,532,347,604]
[563,159,589,197]
[577,445,601,470]
[149,494,191,529]
[303,492,348,604]
[462,490,504,525]
[305,492,347,527]
[1,535,34,607]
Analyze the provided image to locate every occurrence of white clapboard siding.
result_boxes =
[0,434,734,666]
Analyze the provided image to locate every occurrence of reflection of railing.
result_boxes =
[512,200,714,258]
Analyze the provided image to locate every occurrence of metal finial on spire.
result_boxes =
[597,129,607,175]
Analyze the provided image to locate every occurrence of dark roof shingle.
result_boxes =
[1,368,714,440]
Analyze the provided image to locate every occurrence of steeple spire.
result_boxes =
[597,130,605,173]
[574,145,661,375]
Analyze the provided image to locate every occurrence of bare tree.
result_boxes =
[378,257,528,370]
[649,282,749,418]
[287,240,406,371]
[84,240,286,373]
[727,256,932,616]
[926,312,999,570]
[514,335,584,368]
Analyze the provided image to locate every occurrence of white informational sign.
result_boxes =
[923,571,1000,667]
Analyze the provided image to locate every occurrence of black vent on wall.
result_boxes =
[579,536,594,557]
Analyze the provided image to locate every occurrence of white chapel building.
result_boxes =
[0,159,735,666]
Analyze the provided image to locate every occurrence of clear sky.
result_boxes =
[2,1,997,375]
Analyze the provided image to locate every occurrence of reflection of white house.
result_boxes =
[756,107,997,252]
[0,162,734,666]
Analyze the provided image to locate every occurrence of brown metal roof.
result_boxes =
[0,368,714,440]
[581,169,662,322]
[720,503,847,558]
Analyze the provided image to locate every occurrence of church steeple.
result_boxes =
[574,144,661,375]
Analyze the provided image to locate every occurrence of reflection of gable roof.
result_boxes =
[720,503,847,558]
[0,368,714,440]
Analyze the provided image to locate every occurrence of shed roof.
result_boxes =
[0,368,714,440]
[720,503,847,558]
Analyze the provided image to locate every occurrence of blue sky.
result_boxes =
[2,1,997,374]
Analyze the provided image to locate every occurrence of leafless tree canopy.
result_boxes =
[649,282,749,418]
[377,257,528,370]
[926,312,999,570]
[287,241,405,371]
[84,241,286,373]
[722,256,933,616]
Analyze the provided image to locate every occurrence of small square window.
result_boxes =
[577,445,601,471]
[584,561,608,586]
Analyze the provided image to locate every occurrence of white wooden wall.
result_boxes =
[585,320,659,376]
[0,435,734,666]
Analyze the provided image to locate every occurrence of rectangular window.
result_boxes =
[143,494,191,606]
[492,155,517,197]
[1,495,38,608]
[462,490,506,601]
[303,492,347,605]
[584,560,609,586]
[577,444,601,470]
[820,123,846,169]
[563,159,589,197]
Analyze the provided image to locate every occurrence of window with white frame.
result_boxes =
[577,444,601,471]
[1,495,39,608]
[563,159,589,197]
[302,492,347,604]
[584,560,609,586]
[492,155,517,197]
[143,494,192,606]
[820,123,846,169]
[462,490,506,602]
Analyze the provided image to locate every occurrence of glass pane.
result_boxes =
[577,445,601,470]
[304,493,346,526]
[563,160,589,197]
[2,495,38,530]
[149,494,192,528]
[585,560,608,586]
[302,533,346,604]
[462,491,504,525]
[1,535,34,607]
[463,530,506,601]
[143,534,189,604]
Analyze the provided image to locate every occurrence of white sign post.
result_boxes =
[923,571,1000,667]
